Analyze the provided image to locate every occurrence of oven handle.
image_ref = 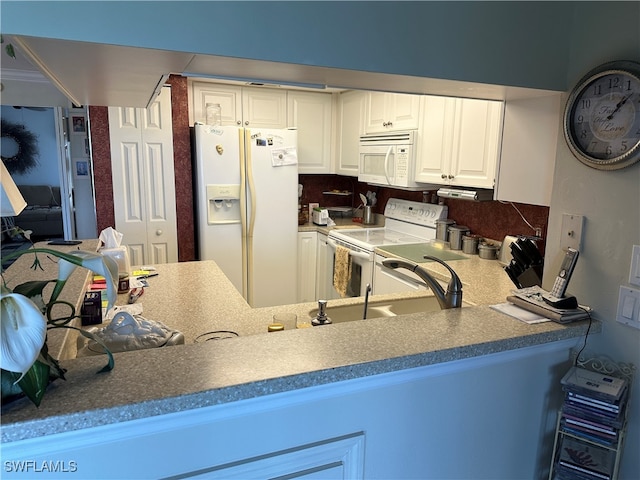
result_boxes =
[327,238,372,261]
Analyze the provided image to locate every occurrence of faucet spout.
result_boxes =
[381,257,463,309]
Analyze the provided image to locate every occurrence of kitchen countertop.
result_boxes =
[1,239,598,443]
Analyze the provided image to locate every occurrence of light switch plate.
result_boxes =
[616,285,640,329]
[630,245,640,287]
[560,214,584,251]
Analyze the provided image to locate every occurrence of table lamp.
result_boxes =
[1,159,27,217]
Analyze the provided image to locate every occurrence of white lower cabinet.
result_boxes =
[297,231,318,302]
[415,96,503,189]
[315,232,339,301]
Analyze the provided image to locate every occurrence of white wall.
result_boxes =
[543,4,640,478]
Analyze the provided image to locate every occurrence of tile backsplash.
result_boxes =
[299,174,549,252]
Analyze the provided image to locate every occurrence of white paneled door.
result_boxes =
[108,87,178,265]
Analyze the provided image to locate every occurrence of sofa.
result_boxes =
[15,185,64,238]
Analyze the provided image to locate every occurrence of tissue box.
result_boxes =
[100,247,130,272]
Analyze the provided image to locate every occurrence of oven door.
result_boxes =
[327,238,374,298]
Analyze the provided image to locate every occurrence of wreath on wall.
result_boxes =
[1,119,39,175]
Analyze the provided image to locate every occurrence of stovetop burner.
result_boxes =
[328,198,449,252]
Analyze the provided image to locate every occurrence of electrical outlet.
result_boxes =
[560,214,584,251]
[629,245,640,287]
[616,285,640,330]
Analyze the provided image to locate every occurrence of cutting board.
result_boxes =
[379,243,467,263]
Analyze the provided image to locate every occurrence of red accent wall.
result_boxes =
[298,174,549,252]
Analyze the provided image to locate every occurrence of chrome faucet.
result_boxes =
[381,256,463,309]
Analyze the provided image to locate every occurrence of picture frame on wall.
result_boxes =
[71,116,86,134]
[74,159,90,179]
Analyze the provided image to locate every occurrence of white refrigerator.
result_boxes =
[194,124,299,308]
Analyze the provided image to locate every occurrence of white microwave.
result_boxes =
[358,130,423,190]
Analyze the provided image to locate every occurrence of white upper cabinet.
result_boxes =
[288,90,333,174]
[364,92,421,133]
[415,96,503,189]
[336,90,366,176]
[191,82,286,128]
[243,87,287,128]
[495,95,561,206]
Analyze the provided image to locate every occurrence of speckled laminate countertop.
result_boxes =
[1,237,597,443]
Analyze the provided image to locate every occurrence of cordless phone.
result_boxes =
[543,248,579,309]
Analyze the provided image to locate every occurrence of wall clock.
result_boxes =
[563,60,640,170]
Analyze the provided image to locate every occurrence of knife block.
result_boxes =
[517,265,543,288]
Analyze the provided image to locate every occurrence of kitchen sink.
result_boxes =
[308,296,467,324]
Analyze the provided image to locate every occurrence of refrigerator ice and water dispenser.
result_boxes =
[206,184,241,224]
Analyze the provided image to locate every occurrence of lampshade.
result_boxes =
[1,160,27,217]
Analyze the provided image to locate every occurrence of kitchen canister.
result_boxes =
[436,219,456,242]
[462,234,481,254]
[478,243,498,260]
[448,225,470,250]
[205,103,222,126]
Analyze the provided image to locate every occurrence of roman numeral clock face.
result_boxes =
[564,60,640,170]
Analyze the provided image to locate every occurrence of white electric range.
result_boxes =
[327,198,448,297]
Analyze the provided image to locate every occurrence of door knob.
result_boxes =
[156,229,162,236]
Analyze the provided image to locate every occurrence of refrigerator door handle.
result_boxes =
[245,131,257,238]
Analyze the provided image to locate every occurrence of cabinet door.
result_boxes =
[388,92,421,131]
[289,91,333,174]
[364,91,388,133]
[336,90,366,176]
[365,92,420,133]
[242,87,287,128]
[495,95,561,206]
[191,82,242,126]
[414,95,455,184]
[297,232,318,302]
[449,98,503,189]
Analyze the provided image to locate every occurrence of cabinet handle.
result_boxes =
[441,174,447,179]
[245,121,249,126]
[236,121,241,125]
[448,175,455,180]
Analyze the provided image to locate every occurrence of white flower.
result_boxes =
[57,250,119,311]
[0,293,47,379]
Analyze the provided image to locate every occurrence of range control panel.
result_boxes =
[384,198,448,228]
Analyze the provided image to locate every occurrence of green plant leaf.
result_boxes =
[38,338,67,381]
[16,360,50,407]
